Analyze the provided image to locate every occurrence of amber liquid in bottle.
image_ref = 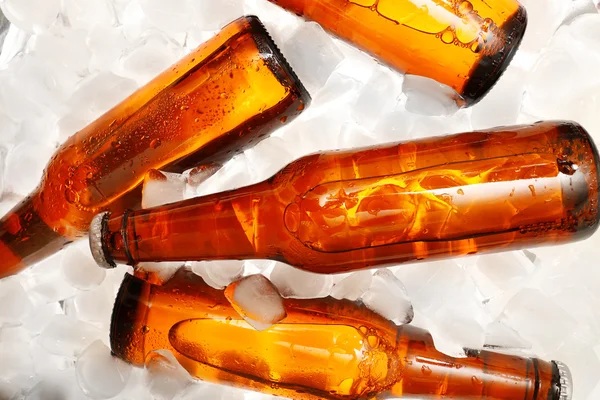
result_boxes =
[94,121,600,274]
[268,0,527,106]
[111,269,571,400]
[0,16,310,279]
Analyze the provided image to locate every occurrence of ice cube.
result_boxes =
[244,137,296,183]
[68,71,139,122]
[372,107,417,143]
[135,262,184,286]
[27,30,91,75]
[242,260,277,276]
[270,263,332,299]
[194,154,254,197]
[185,27,218,52]
[26,369,93,400]
[0,110,20,147]
[175,381,248,400]
[22,252,79,305]
[408,111,472,139]
[337,122,376,150]
[62,0,115,30]
[319,71,364,106]
[60,242,107,291]
[191,260,245,290]
[29,337,75,376]
[0,278,33,326]
[500,288,577,353]
[403,75,461,116]
[87,24,129,73]
[192,0,245,32]
[567,0,596,22]
[40,315,104,357]
[4,142,54,196]
[1,0,61,33]
[55,114,90,143]
[142,170,186,209]
[552,285,600,333]
[12,55,79,115]
[138,0,192,34]
[145,350,193,400]
[279,108,348,157]
[0,69,45,123]
[427,313,485,358]
[484,320,532,350]
[0,332,34,388]
[526,244,582,297]
[352,67,402,129]
[283,22,344,94]
[518,0,571,52]
[470,65,527,130]
[22,301,62,335]
[361,269,413,324]
[470,251,537,299]
[225,274,286,331]
[76,340,132,400]
[117,30,183,86]
[522,48,584,120]
[330,270,373,301]
[185,163,222,190]
[65,285,113,329]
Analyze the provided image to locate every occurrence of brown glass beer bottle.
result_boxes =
[268,0,527,106]
[0,16,310,279]
[111,269,572,399]
[92,121,600,274]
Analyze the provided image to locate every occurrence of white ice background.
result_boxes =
[0,0,600,399]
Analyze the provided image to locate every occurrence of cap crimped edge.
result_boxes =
[89,211,116,269]
[553,360,573,400]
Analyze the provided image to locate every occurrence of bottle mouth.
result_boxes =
[89,211,116,269]
[552,360,573,400]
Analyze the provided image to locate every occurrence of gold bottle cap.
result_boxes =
[89,211,116,269]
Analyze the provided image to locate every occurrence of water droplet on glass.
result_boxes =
[65,189,78,204]
[367,335,380,348]
[150,139,161,149]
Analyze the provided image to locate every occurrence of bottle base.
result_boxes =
[461,5,528,106]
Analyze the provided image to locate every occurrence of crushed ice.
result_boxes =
[0,0,600,398]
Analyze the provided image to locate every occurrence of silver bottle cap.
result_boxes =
[89,211,116,269]
[553,360,573,400]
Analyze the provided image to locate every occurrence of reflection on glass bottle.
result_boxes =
[0,15,310,279]
[92,121,599,276]
[268,0,527,106]
[111,269,572,400]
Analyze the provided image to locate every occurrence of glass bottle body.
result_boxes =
[95,121,600,274]
[111,269,568,400]
[0,15,309,278]
[268,0,527,105]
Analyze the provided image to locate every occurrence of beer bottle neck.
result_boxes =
[0,192,73,278]
[91,181,280,269]
[389,325,568,400]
